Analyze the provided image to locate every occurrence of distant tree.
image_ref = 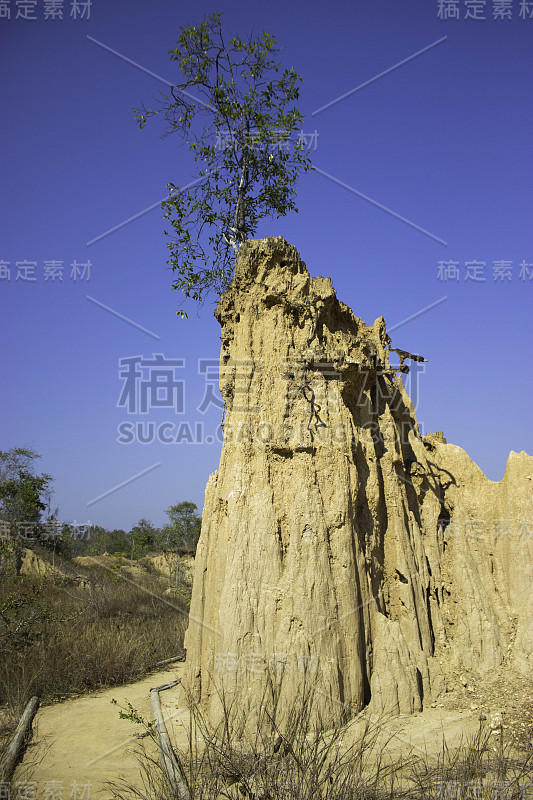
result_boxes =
[57,524,130,558]
[57,523,84,559]
[108,529,130,555]
[129,518,159,559]
[0,448,55,571]
[135,11,312,316]
[161,501,201,553]
[83,525,110,555]
[0,448,53,525]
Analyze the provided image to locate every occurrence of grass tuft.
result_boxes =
[107,674,533,800]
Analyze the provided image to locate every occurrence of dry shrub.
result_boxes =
[107,673,402,800]
[0,549,190,719]
[107,675,533,800]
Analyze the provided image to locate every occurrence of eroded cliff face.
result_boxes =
[183,237,532,725]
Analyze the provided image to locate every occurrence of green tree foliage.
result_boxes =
[0,448,55,571]
[108,529,130,555]
[161,501,201,553]
[129,518,159,559]
[134,11,312,315]
[59,508,200,561]
[0,448,53,524]
[57,523,85,559]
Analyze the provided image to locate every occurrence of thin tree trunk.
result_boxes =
[234,160,247,233]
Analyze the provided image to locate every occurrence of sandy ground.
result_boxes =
[13,666,189,799]
[10,662,498,800]
[8,550,529,797]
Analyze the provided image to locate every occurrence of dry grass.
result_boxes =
[1,548,531,798]
[107,675,533,800]
[0,547,190,722]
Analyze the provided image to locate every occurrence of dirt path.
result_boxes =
[14,666,188,799]
[11,664,515,800]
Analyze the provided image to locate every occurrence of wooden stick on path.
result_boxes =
[150,680,190,800]
[0,696,40,781]
[155,652,186,667]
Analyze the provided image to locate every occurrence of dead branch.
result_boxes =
[0,696,40,781]
[150,680,190,799]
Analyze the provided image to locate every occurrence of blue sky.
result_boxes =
[1,0,531,531]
